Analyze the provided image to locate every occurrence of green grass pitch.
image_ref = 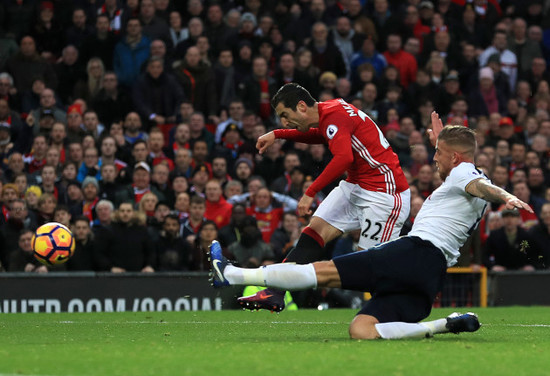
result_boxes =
[1,307,549,376]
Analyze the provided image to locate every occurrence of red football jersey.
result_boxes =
[274,99,408,196]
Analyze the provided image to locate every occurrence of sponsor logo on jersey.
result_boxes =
[327,124,338,139]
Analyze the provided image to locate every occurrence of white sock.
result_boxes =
[375,319,448,339]
[223,264,317,290]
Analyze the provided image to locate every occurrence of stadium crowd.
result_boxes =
[0,0,549,278]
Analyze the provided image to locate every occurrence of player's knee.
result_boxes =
[349,315,380,340]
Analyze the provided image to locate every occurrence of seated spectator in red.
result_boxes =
[383,33,417,89]
[246,187,283,243]
[204,179,233,229]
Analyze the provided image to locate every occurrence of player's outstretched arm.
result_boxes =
[465,178,534,213]
[427,111,444,147]
[256,131,276,154]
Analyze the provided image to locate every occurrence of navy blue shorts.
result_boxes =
[332,236,447,323]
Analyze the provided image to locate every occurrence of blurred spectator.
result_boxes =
[270,211,301,262]
[213,48,239,110]
[228,217,274,268]
[113,17,151,88]
[180,195,207,245]
[528,202,550,269]
[8,229,48,273]
[139,0,170,44]
[508,18,542,77]
[28,89,66,136]
[80,14,118,71]
[215,99,245,144]
[93,199,114,228]
[468,67,507,117]
[479,30,518,91]
[306,22,347,79]
[190,220,219,271]
[123,112,148,144]
[512,181,543,228]
[97,0,124,35]
[484,208,537,271]
[91,71,133,128]
[0,73,20,112]
[383,33,417,89]
[65,8,95,50]
[77,147,100,183]
[31,1,64,61]
[36,192,57,226]
[66,216,96,271]
[189,113,214,152]
[217,203,246,248]
[156,212,192,271]
[74,58,105,105]
[173,46,218,119]
[95,201,155,272]
[0,199,34,268]
[204,179,233,229]
[24,134,48,174]
[115,162,166,207]
[246,187,284,243]
[132,56,184,128]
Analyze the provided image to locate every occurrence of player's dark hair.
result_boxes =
[271,83,316,111]
[439,125,477,155]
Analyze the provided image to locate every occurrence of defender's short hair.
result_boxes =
[438,125,477,154]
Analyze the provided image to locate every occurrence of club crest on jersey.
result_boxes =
[326,124,338,139]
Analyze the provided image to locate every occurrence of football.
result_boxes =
[32,222,75,266]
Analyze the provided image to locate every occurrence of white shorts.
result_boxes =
[314,181,410,250]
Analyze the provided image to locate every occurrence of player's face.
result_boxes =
[433,139,454,180]
[275,102,310,132]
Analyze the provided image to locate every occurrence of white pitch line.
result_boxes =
[53,320,346,325]
[484,324,550,328]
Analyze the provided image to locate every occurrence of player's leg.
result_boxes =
[238,183,355,311]
[210,240,341,290]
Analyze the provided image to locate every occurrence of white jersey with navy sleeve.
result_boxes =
[408,162,488,266]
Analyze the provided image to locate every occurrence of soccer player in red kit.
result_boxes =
[239,83,410,311]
